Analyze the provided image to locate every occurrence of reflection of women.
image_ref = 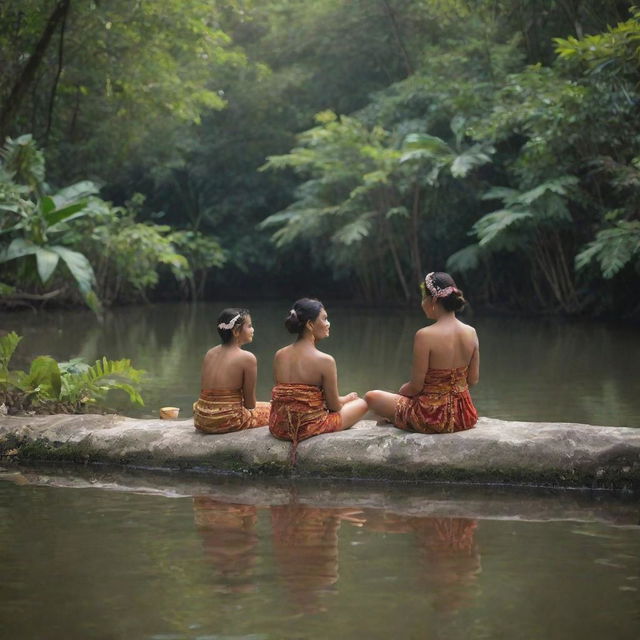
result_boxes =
[192,497,259,593]
[193,308,270,433]
[360,511,480,613]
[412,517,480,613]
[271,503,344,613]
[269,298,367,460]
[365,272,479,433]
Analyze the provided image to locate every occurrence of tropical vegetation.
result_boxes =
[0,331,145,414]
[1,1,638,318]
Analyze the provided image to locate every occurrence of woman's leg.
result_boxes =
[339,397,368,429]
[364,390,401,423]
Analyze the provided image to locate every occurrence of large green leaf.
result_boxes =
[35,246,60,284]
[0,331,22,375]
[60,357,145,407]
[23,356,62,399]
[446,244,482,273]
[0,238,39,262]
[402,133,454,159]
[43,201,90,230]
[50,245,96,294]
[473,209,533,247]
[450,146,493,178]
[332,213,373,245]
[52,181,99,206]
[515,176,578,205]
[575,221,640,278]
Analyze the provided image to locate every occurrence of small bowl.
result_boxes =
[160,406,180,420]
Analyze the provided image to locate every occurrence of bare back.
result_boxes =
[273,342,330,386]
[200,345,254,390]
[424,318,477,369]
[409,317,480,390]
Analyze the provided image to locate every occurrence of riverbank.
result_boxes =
[1,414,639,494]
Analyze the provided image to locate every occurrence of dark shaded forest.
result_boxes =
[1,0,639,318]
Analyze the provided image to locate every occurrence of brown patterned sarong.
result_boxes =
[269,384,341,464]
[193,388,270,434]
[395,367,478,434]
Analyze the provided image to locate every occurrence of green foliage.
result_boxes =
[2,0,639,315]
[0,134,45,191]
[0,331,22,383]
[575,221,640,279]
[59,357,145,409]
[0,332,145,413]
[0,135,102,313]
[261,109,491,300]
[82,198,220,303]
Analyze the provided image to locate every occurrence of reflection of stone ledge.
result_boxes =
[1,415,639,495]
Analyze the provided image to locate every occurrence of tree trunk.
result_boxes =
[410,183,423,291]
[0,0,71,139]
[382,216,411,301]
[380,0,413,77]
[44,0,70,146]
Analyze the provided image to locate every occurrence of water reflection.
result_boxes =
[412,517,480,613]
[190,494,481,616]
[360,510,480,613]
[3,469,639,640]
[192,497,259,594]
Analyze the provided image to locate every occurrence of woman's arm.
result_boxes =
[467,331,480,386]
[400,330,430,396]
[320,356,342,412]
[242,353,258,409]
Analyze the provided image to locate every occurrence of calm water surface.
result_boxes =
[3,301,639,426]
[1,467,639,640]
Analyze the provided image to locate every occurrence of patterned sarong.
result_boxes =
[269,384,342,463]
[193,388,270,434]
[395,367,477,433]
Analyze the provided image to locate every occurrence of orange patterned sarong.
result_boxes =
[269,383,342,443]
[395,367,477,434]
[193,388,270,434]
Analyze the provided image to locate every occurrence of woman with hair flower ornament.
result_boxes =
[193,308,270,433]
[269,298,368,461]
[365,272,479,433]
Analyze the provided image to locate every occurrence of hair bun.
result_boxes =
[284,309,302,333]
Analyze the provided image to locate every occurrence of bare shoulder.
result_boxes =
[274,346,290,360]
[416,326,434,341]
[203,345,221,360]
[460,320,478,340]
[317,350,336,364]
[240,350,257,364]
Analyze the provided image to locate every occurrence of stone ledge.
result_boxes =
[1,414,639,494]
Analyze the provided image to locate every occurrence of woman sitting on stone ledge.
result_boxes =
[365,272,479,433]
[193,308,271,434]
[269,298,367,460]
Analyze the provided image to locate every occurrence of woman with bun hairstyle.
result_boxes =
[270,298,368,459]
[365,272,479,433]
[193,308,270,434]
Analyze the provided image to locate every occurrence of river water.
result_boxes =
[2,303,639,639]
[4,301,639,426]
[1,466,639,640]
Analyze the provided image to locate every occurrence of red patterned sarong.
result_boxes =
[193,388,270,434]
[395,367,477,433]
[269,383,342,443]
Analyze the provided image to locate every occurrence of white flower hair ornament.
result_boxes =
[424,272,458,298]
[217,314,241,330]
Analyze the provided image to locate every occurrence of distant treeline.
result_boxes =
[1,1,639,317]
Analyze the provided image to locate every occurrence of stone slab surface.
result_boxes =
[1,414,639,493]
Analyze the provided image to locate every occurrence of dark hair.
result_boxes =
[284,298,324,335]
[217,308,250,344]
[427,272,467,312]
